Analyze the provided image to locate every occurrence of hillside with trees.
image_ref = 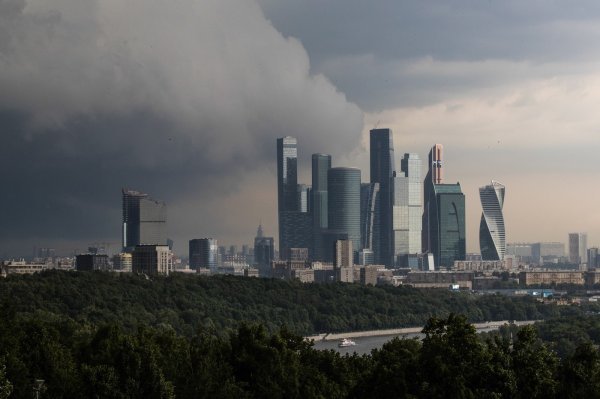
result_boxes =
[0,270,592,336]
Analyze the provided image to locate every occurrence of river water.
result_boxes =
[310,322,523,355]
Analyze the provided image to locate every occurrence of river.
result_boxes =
[310,320,537,355]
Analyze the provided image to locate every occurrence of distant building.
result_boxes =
[334,240,353,269]
[277,136,299,258]
[422,145,466,268]
[76,254,110,271]
[479,181,506,261]
[189,238,218,272]
[288,248,309,262]
[1,260,45,276]
[506,243,533,264]
[132,245,172,275]
[312,153,332,260]
[394,153,422,267]
[360,265,379,286]
[328,167,361,261]
[122,189,167,252]
[531,242,565,265]
[370,128,396,267]
[519,271,585,286]
[112,253,132,272]
[254,224,275,277]
[360,183,379,262]
[569,233,588,264]
[588,248,600,270]
[406,271,474,289]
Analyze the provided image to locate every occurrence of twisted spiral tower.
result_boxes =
[479,181,506,260]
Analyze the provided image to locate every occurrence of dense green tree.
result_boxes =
[558,341,600,399]
[511,326,558,398]
[0,361,11,399]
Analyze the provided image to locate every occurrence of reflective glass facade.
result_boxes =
[122,189,167,252]
[189,238,218,272]
[370,129,396,266]
[312,154,331,260]
[276,137,298,257]
[394,153,422,266]
[328,167,361,258]
[479,181,506,260]
[430,184,466,268]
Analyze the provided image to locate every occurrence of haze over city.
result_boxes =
[2,0,599,257]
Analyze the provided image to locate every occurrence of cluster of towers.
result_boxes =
[277,129,507,269]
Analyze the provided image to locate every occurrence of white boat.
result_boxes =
[338,338,356,348]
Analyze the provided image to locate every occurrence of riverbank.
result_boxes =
[306,319,539,341]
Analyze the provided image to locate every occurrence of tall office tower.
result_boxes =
[277,136,299,256]
[422,144,443,253]
[312,154,332,260]
[479,181,506,261]
[393,153,422,267]
[122,189,167,252]
[588,248,599,270]
[189,238,219,272]
[360,183,380,255]
[334,239,353,269]
[297,184,311,213]
[328,167,361,261]
[132,245,172,275]
[370,128,396,267]
[254,223,275,277]
[569,233,588,264]
[422,146,465,267]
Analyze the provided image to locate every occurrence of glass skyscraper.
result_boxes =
[360,182,380,253]
[370,128,396,267]
[122,188,167,252]
[312,153,331,260]
[328,167,361,260]
[569,233,588,264]
[479,181,506,261]
[394,153,422,267]
[189,238,218,271]
[422,146,465,268]
[276,137,299,258]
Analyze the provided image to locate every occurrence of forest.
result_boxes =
[0,270,594,336]
[2,271,600,397]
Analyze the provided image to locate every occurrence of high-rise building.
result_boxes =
[479,181,506,261]
[312,154,332,260]
[422,145,465,268]
[122,189,167,252]
[76,254,110,271]
[569,233,588,264]
[531,242,565,265]
[189,238,219,271]
[588,248,599,270]
[393,153,422,267]
[132,245,172,275]
[328,167,361,261]
[370,128,396,267]
[277,137,299,257]
[422,144,443,253]
[360,183,380,257]
[254,223,275,277]
[334,239,353,269]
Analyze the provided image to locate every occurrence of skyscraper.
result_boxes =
[122,189,167,252]
[189,238,219,272]
[277,137,299,258]
[569,233,588,264]
[312,153,332,260]
[254,223,275,277]
[370,128,396,267]
[394,153,422,267]
[422,146,465,268]
[328,167,361,261]
[422,144,443,253]
[479,181,506,261]
[360,182,380,254]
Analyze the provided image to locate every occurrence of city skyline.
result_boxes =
[1,1,599,257]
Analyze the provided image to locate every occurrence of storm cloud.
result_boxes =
[0,0,362,256]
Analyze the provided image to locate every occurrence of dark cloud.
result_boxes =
[0,0,363,256]
[259,0,600,110]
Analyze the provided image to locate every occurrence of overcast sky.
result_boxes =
[1,0,599,257]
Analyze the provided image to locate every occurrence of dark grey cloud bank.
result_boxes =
[0,0,362,256]
[259,0,600,110]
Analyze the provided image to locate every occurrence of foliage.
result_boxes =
[0,270,591,337]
